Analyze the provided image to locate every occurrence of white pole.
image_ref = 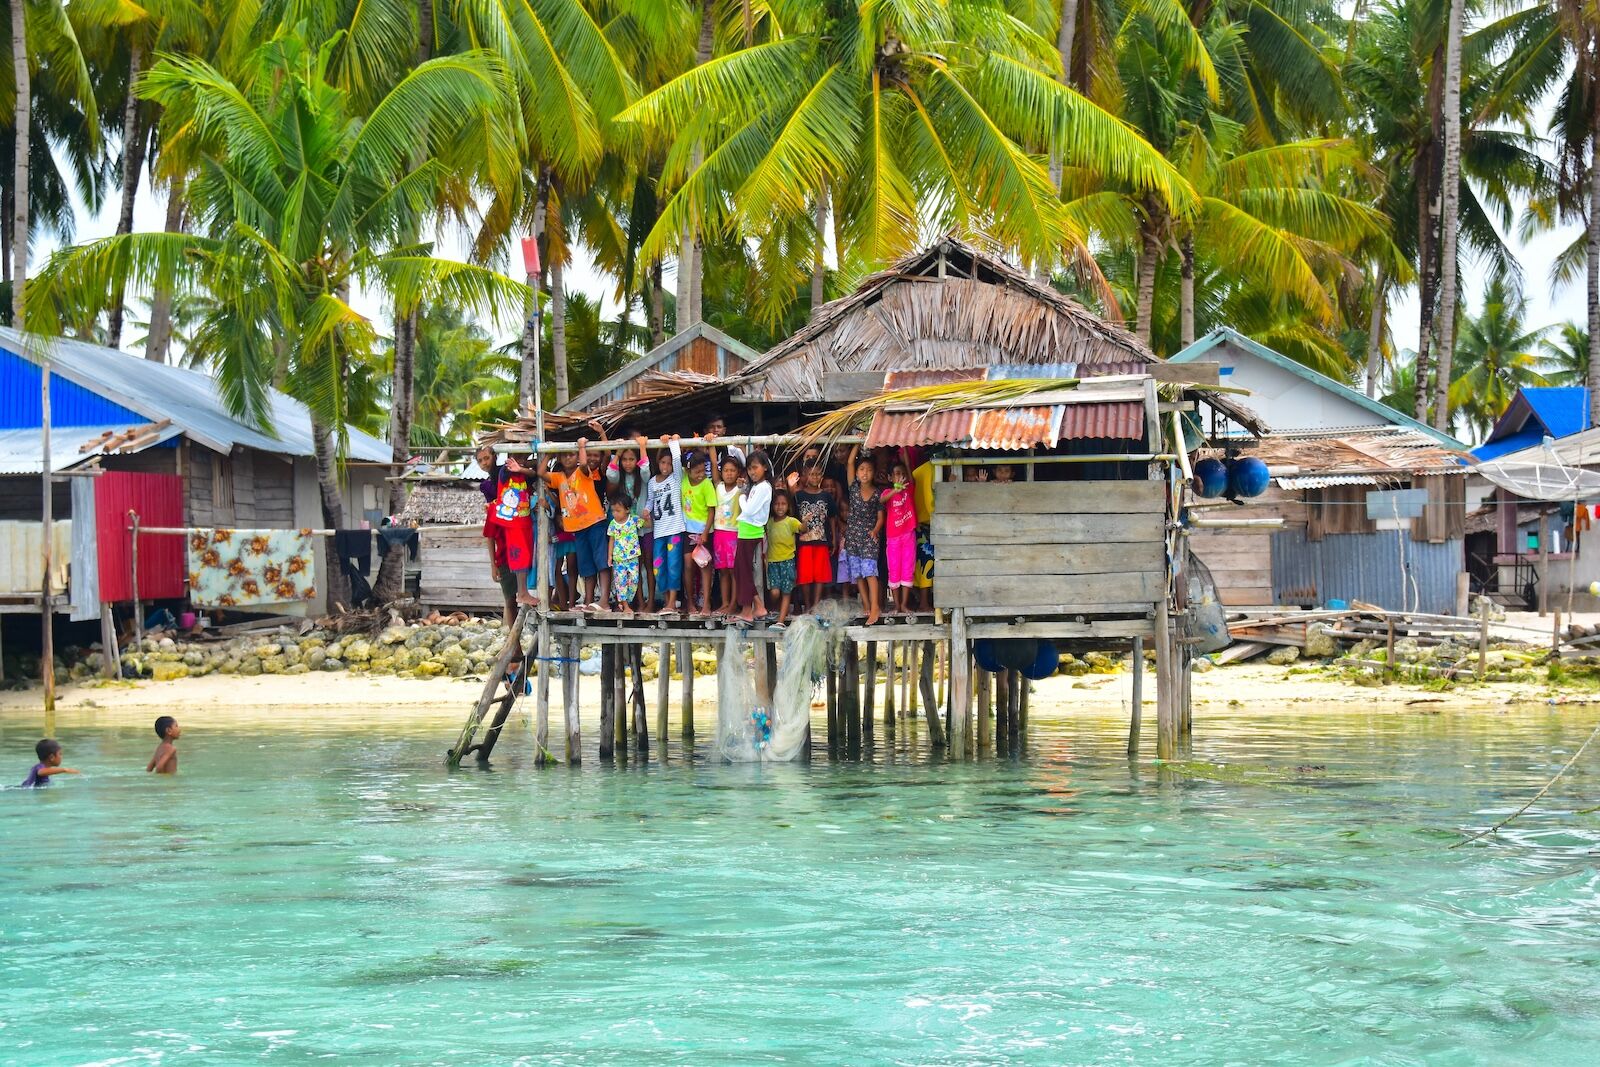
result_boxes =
[41,351,55,728]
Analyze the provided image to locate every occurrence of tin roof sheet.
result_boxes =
[866,399,1145,449]
[0,327,390,461]
[0,423,183,475]
[883,368,985,389]
[865,409,976,449]
[1060,400,1146,441]
[969,406,1063,450]
[1275,473,1383,489]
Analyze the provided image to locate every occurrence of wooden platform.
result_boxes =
[539,609,1155,643]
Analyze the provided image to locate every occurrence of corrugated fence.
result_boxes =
[1271,528,1463,614]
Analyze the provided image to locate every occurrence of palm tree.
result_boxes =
[4,0,97,326]
[26,31,529,606]
[1446,273,1551,438]
[1430,0,1465,430]
[620,0,1194,312]
[1541,321,1592,387]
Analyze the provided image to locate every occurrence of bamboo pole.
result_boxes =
[1478,597,1490,679]
[564,635,581,763]
[40,349,54,728]
[656,641,670,759]
[130,510,143,657]
[949,611,969,760]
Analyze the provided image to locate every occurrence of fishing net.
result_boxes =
[715,602,849,763]
[1476,444,1600,502]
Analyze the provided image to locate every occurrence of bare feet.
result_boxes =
[865,605,881,626]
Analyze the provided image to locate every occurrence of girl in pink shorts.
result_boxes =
[882,460,919,614]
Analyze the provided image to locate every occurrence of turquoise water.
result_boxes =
[3,703,1600,1065]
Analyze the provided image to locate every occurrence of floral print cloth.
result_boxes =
[188,528,318,607]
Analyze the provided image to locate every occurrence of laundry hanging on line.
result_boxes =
[187,528,318,607]
[377,524,419,560]
[334,529,373,576]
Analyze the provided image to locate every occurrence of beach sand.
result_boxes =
[1,660,1584,729]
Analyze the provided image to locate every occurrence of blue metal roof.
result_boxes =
[1476,387,1588,457]
[0,328,390,462]
[0,349,144,427]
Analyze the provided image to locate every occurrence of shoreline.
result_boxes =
[2,661,1591,728]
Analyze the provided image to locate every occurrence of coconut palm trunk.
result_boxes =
[1431,0,1465,431]
[1135,216,1162,346]
[811,189,827,316]
[1178,234,1195,347]
[10,0,29,325]
[107,44,146,349]
[551,253,568,407]
[1414,44,1446,422]
[1365,266,1387,397]
[1587,107,1600,427]
[145,180,183,362]
[517,170,550,409]
[676,0,715,330]
[648,259,664,347]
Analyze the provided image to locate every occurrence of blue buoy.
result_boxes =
[973,639,1002,674]
[1228,456,1271,498]
[1021,642,1060,680]
[1193,457,1229,498]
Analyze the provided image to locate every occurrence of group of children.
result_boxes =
[479,418,968,628]
[19,716,180,788]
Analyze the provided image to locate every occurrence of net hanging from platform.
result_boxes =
[715,604,847,763]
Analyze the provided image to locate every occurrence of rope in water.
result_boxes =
[1450,715,1600,849]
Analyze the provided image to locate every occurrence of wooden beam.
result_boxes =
[949,611,969,760]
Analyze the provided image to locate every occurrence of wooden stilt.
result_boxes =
[535,618,552,764]
[976,669,993,754]
[631,645,648,755]
[475,688,518,762]
[563,634,581,764]
[599,644,616,761]
[448,607,529,767]
[907,642,919,725]
[679,638,694,743]
[918,641,945,748]
[1017,670,1029,737]
[993,669,1009,753]
[656,641,670,759]
[1127,636,1143,758]
[863,641,877,746]
[949,611,970,760]
[613,643,629,754]
[1155,597,1177,761]
[826,644,839,757]
[754,636,772,706]
[843,641,861,759]
[1007,670,1022,751]
[1178,647,1193,755]
[883,641,897,739]
[99,603,121,679]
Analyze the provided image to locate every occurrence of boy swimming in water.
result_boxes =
[147,716,180,774]
[21,739,79,787]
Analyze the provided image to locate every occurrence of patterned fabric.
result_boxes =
[608,516,642,564]
[188,528,317,607]
[766,557,797,595]
[843,488,883,558]
[613,558,641,606]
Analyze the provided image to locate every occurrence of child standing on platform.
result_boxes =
[608,440,653,608]
[765,490,803,625]
[682,450,718,617]
[882,460,918,615]
[713,455,743,616]
[734,451,773,622]
[841,452,884,626]
[606,496,644,615]
[793,464,838,612]
[643,433,686,615]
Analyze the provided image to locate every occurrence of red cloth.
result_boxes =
[797,542,833,585]
[96,471,185,602]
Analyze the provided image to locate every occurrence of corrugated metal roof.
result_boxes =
[0,351,143,427]
[1275,473,1383,489]
[0,328,390,462]
[0,424,182,475]
[865,409,975,448]
[1060,400,1145,441]
[969,406,1062,450]
[987,363,1081,380]
[884,368,985,389]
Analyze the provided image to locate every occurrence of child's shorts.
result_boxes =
[554,534,576,559]
[573,522,610,579]
[838,550,878,582]
[653,532,684,593]
[713,528,738,569]
[767,557,797,595]
[797,542,832,584]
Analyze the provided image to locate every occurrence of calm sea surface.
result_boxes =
[2,700,1599,1065]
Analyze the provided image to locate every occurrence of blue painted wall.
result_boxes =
[0,345,145,428]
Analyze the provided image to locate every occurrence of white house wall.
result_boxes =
[1210,341,1393,433]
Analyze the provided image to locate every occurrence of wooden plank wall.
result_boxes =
[931,481,1165,615]
[1187,529,1274,607]
[420,527,502,610]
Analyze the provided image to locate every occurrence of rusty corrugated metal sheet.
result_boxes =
[884,368,984,389]
[866,409,976,448]
[1060,400,1145,441]
[969,406,1062,450]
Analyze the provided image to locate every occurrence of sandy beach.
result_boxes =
[2,660,1589,729]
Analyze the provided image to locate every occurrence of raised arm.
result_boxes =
[668,435,684,478]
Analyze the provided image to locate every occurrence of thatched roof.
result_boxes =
[731,236,1154,403]
[399,482,487,525]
